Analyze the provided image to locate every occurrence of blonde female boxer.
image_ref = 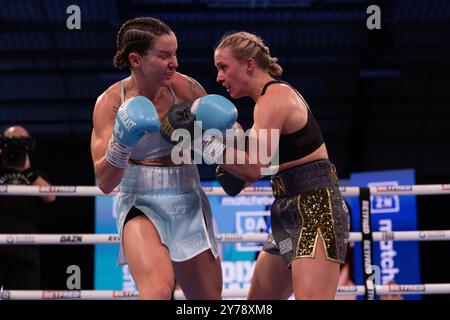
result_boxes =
[211,31,350,300]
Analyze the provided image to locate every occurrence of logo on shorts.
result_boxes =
[278,238,293,255]
[175,233,203,253]
[342,200,349,213]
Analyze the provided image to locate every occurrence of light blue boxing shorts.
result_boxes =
[115,163,218,265]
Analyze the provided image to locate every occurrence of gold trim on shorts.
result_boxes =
[293,188,343,264]
[271,176,287,197]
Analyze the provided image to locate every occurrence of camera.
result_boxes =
[0,135,35,168]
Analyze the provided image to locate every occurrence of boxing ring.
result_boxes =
[1,184,450,300]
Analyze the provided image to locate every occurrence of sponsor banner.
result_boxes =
[387,284,426,293]
[374,185,413,193]
[235,211,270,252]
[107,235,120,242]
[5,235,36,244]
[42,291,81,300]
[359,187,375,300]
[222,261,256,289]
[211,180,272,289]
[94,194,122,290]
[336,286,358,293]
[112,290,138,298]
[418,231,447,240]
[372,182,401,213]
[60,235,83,243]
[350,169,421,300]
[39,186,77,193]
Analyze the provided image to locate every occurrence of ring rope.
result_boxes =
[1,184,450,197]
[1,283,449,300]
[1,230,449,245]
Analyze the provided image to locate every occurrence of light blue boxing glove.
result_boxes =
[191,94,238,164]
[105,96,160,168]
[191,94,238,131]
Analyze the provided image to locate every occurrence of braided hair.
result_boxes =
[113,17,172,70]
[216,31,283,77]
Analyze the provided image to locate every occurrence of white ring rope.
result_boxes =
[1,186,448,300]
[1,230,450,245]
[1,184,450,197]
[1,185,448,300]
[1,283,449,300]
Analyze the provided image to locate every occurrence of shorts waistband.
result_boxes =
[270,159,339,197]
[120,163,200,195]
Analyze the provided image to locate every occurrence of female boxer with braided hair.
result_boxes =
[213,31,350,300]
[91,17,222,300]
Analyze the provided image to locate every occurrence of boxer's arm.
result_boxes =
[221,89,286,182]
[91,93,125,194]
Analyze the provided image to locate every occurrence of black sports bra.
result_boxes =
[261,80,324,164]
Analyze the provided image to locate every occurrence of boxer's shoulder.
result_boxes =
[256,83,299,117]
[94,81,122,115]
[259,82,292,103]
[171,72,207,104]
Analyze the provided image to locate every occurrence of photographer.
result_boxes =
[0,125,55,290]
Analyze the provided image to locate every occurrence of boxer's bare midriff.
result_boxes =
[129,155,180,167]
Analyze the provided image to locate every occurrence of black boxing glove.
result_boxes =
[215,165,248,197]
[160,103,197,148]
[22,168,39,184]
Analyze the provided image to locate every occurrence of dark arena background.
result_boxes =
[0,0,449,301]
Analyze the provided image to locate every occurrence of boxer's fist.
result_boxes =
[191,94,237,131]
[191,95,238,164]
[106,96,160,168]
[113,96,160,147]
[160,103,196,146]
[216,165,248,196]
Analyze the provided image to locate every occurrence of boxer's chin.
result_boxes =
[228,89,241,99]
[162,74,174,85]
[227,87,235,98]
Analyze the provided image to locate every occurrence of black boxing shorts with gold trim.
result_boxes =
[263,159,350,266]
